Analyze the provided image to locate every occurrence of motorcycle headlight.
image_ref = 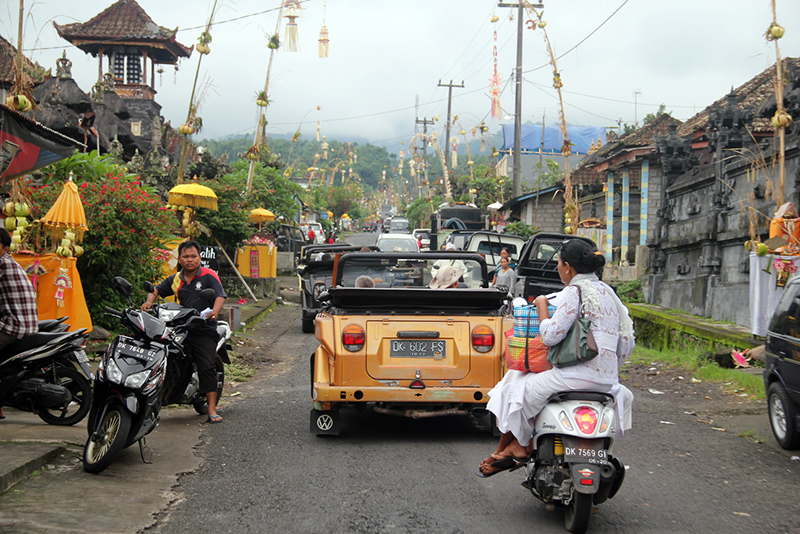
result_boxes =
[106,359,123,384]
[124,370,151,389]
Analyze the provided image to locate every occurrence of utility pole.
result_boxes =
[437,79,464,187]
[634,91,642,128]
[499,1,543,198]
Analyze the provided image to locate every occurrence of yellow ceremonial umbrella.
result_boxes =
[249,207,275,223]
[41,176,88,242]
[249,207,275,231]
[168,179,218,211]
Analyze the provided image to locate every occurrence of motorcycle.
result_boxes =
[83,277,229,474]
[0,327,92,426]
[519,391,625,534]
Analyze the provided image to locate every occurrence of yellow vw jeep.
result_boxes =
[310,251,513,435]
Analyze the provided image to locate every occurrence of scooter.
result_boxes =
[83,277,227,473]
[522,391,625,534]
[1,327,92,426]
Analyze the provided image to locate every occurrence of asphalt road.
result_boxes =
[147,295,800,534]
[3,233,799,534]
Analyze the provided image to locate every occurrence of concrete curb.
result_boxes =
[0,443,66,494]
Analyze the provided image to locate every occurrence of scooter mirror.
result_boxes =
[143,281,155,294]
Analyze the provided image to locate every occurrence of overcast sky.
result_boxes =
[6,0,800,154]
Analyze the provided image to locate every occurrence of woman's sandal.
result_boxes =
[474,455,528,478]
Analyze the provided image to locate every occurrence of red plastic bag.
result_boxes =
[504,329,552,372]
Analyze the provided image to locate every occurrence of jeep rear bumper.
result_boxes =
[312,383,490,404]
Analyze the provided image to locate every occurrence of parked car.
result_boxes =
[413,229,431,250]
[389,217,411,234]
[514,233,598,302]
[443,230,477,250]
[303,222,325,244]
[463,231,525,271]
[297,244,377,334]
[310,251,512,434]
[764,277,800,449]
[375,233,420,252]
[275,224,308,257]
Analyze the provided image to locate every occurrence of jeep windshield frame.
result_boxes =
[326,252,508,314]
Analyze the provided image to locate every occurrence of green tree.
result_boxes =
[531,159,565,190]
[28,174,172,325]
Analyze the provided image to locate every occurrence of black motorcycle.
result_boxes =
[83,277,225,473]
[1,327,92,426]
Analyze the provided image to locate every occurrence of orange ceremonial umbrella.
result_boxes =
[168,179,218,211]
[41,176,88,242]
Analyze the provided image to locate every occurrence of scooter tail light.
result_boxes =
[342,324,365,352]
[471,325,494,353]
[575,406,598,434]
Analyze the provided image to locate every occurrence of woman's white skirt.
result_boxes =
[486,369,632,446]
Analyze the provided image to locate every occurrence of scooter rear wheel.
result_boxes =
[83,406,131,474]
[37,365,92,426]
[564,491,592,534]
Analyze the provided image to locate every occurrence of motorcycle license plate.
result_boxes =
[390,339,446,359]
[562,437,608,465]
[75,350,89,364]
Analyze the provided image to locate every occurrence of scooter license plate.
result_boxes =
[74,350,89,364]
[562,437,609,465]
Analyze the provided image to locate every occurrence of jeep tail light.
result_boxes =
[575,406,598,434]
[342,324,365,352]
[471,325,494,353]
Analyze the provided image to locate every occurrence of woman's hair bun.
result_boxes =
[562,239,605,273]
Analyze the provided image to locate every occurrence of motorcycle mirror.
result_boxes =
[113,277,132,299]
[199,288,216,300]
[143,281,155,294]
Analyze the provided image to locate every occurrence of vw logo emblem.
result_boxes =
[316,414,334,431]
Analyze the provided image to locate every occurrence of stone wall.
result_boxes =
[523,194,563,233]
[644,110,800,329]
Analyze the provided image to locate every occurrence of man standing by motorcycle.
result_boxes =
[141,241,226,423]
[0,228,39,419]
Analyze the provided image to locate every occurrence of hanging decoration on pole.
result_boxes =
[283,0,301,52]
[526,4,578,234]
[177,1,219,183]
[318,0,330,58]
[450,136,458,169]
[489,15,502,119]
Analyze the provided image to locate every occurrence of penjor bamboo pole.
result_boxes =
[247,1,285,193]
[177,0,218,184]
[214,237,259,302]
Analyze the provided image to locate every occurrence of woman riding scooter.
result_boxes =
[478,239,635,476]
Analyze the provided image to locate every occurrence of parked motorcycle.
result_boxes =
[519,391,625,534]
[0,327,92,426]
[83,277,229,473]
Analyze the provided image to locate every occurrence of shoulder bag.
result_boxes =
[546,287,599,367]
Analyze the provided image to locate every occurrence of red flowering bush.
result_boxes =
[28,175,172,325]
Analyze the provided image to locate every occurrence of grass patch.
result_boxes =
[226,358,256,383]
[628,345,765,400]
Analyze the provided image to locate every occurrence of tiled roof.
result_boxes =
[677,57,800,136]
[0,33,46,86]
[618,113,683,147]
[54,0,191,61]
